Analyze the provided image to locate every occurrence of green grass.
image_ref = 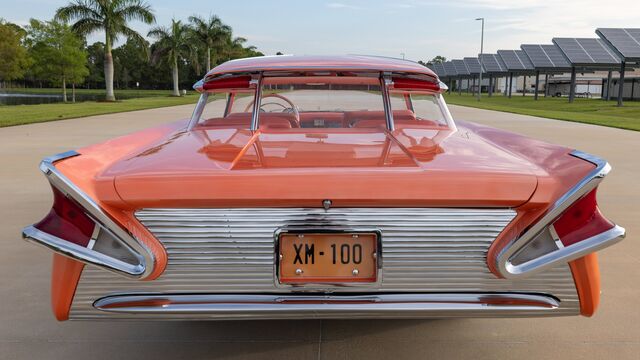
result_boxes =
[0,87,178,97]
[0,94,199,127]
[444,93,640,131]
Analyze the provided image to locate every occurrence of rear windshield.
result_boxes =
[195,76,447,130]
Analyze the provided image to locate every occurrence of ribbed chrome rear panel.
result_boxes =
[70,208,580,319]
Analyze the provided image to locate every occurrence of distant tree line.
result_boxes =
[0,0,263,101]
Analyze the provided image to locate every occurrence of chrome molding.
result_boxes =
[497,150,626,278]
[69,207,581,319]
[92,293,560,319]
[380,73,395,131]
[187,92,209,131]
[21,151,154,279]
[23,226,145,276]
[250,73,263,131]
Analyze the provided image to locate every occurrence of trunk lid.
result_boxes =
[103,127,539,208]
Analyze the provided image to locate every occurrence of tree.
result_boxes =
[0,20,30,86]
[86,42,105,89]
[429,56,446,65]
[55,0,155,101]
[148,19,191,96]
[113,38,149,88]
[25,19,88,102]
[188,14,231,72]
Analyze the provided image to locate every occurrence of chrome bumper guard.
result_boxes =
[93,293,560,319]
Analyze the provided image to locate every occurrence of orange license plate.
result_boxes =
[278,232,379,284]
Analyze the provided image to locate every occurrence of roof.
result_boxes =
[520,44,572,71]
[463,57,484,75]
[479,54,508,74]
[205,55,437,79]
[497,50,535,72]
[596,28,640,62]
[442,61,458,76]
[552,38,621,68]
[452,59,471,76]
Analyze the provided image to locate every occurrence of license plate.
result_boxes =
[277,231,379,284]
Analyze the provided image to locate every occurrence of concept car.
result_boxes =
[23,55,625,320]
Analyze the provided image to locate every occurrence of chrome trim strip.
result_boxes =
[380,73,395,131]
[497,150,626,278]
[93,293,560,318]
[250,73,263,131]
[505,225,625,276]
[273,227,383,289]
[187,93,209,131]
[23,226,145,276]
[21,151,154,279]
[437,93,458,134]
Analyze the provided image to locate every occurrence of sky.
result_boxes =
[3,0,639,62]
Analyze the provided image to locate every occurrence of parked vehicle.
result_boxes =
[23,55,625,320]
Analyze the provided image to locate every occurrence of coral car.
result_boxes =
[23,55,625,321]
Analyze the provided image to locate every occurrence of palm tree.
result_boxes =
[55,0,155,101]
[188,14,231,72]
[148,19,191,97]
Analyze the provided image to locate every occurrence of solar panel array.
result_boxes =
[479,54,508,73]
[463,57,483,75]
[452,59,470,76]
[429,62,446,77]
[552,38,621,66]
[520,44,572,70]
[442,61,458,77]
[596,28,640,61]
[497,50,534,72]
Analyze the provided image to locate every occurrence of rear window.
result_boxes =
[194,75,448,130]
[390,93,447,126]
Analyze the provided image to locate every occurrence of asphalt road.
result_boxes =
[0,104,638,359]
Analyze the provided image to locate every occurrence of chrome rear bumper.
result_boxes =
[93,293,561,320]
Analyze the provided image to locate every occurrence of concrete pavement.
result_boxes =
[0,104,638,359]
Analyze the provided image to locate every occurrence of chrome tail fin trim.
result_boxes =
[497,150,626,278]
[21,151,155,279]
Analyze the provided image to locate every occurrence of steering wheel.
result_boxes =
[244,93,300,127]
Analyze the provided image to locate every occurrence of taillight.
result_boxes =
[498,150,625,279]
[552,189,614,247]
[30,186,143,271]
[34,187,94,247]
[391,77,441,92]
[508,186,618,268]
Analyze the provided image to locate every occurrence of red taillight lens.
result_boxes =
[203,75,252,90]
[552,188,614,247]
[391,77,440,92]
[34,187,94,247]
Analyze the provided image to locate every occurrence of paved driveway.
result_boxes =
[0,104,637,359]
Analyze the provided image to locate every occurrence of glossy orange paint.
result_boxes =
[458,120,596,277]
[52,119,188,286]
[569,253,601,317]
[51,254,84,321]
[96,124,544,209]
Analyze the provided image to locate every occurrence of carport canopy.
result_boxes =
[596,28,640,105]
[552,37,622,103]
[521,44,574,99]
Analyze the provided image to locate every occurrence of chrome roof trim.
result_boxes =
[21,151,154,279]
[497,150,626,278]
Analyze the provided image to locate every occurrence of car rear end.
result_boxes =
[22,56,625,320]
